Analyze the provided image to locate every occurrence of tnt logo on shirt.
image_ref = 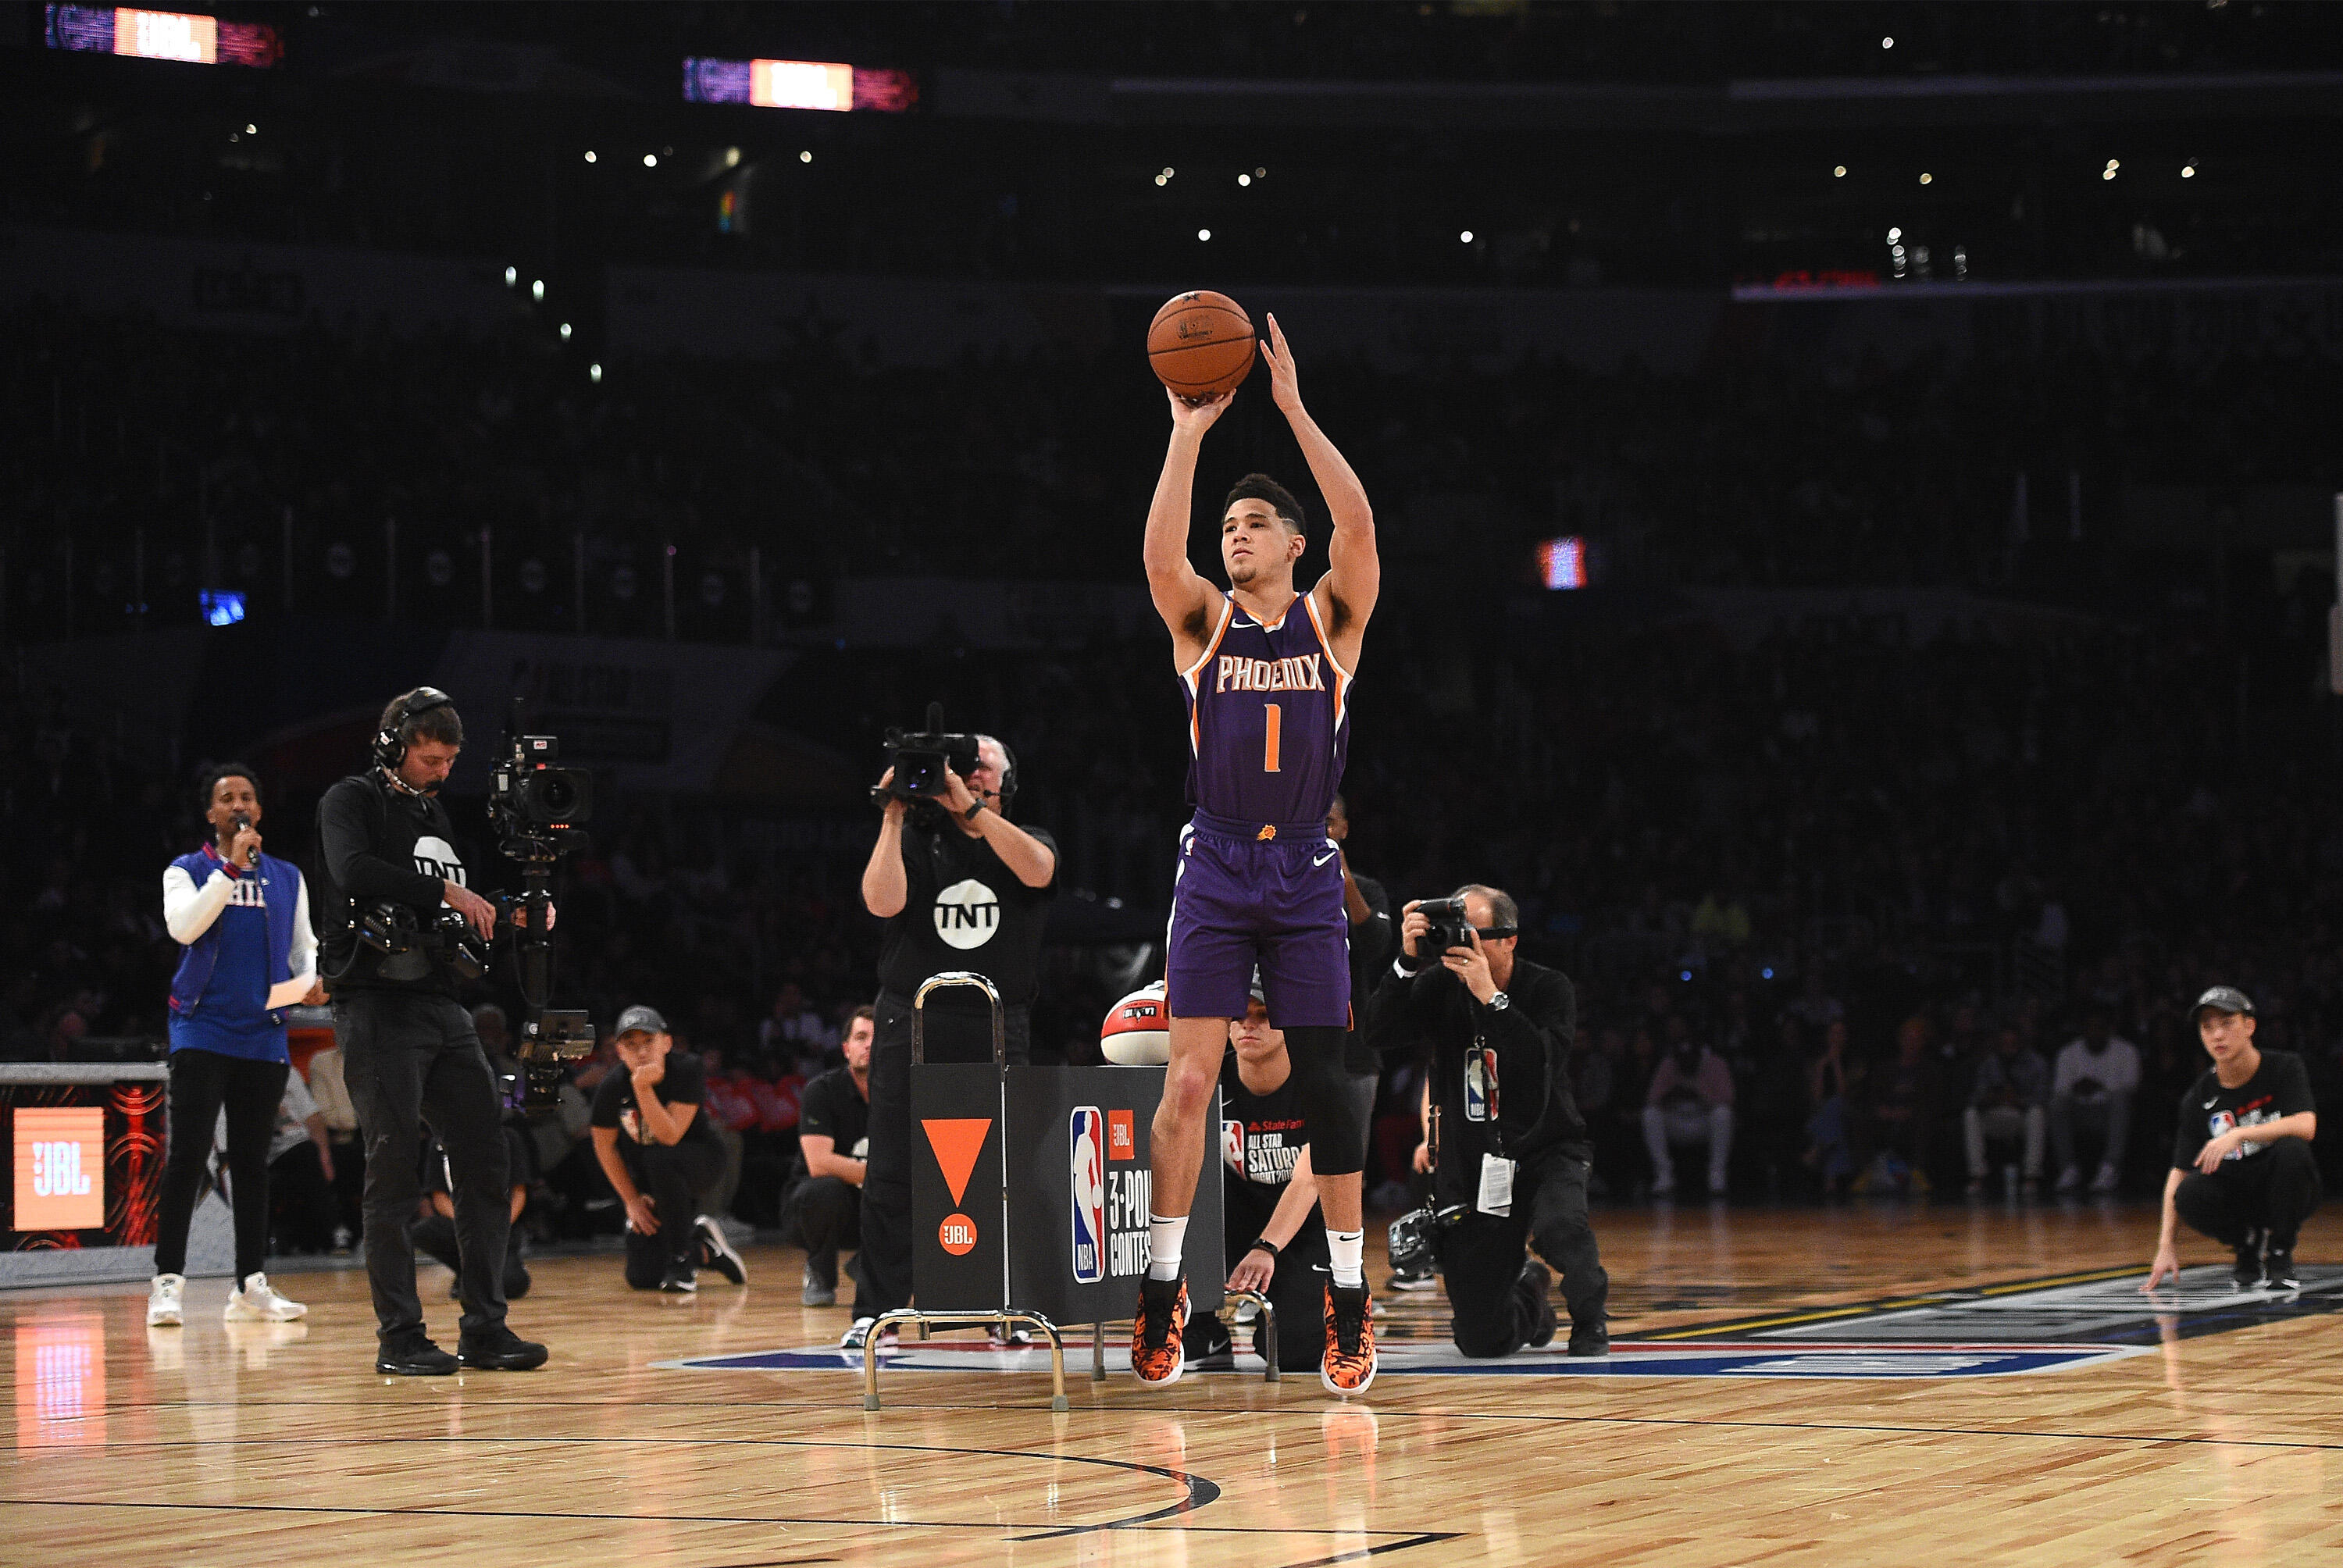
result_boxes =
[932,878,1000,950]
[414,835,467,894]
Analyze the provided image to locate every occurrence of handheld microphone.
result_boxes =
[232,814,255,868]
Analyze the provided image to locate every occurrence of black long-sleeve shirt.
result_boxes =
[1365,953,1589,1203]
[315,771,469,992]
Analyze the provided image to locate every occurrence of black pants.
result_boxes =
[269,1141,342,1254]
[1226,1224,1334,1373]
[154,1048,289,1281]
[858,991,1030,1318]
[1435,1153,1610,1358]
[2174,1139,2323,1250]
[411,1210,533,1299]
[337,990,512,1342]
[783,1174,863,1289]
[620,1139,726,1288]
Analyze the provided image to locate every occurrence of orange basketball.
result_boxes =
[1147,290,1256,400]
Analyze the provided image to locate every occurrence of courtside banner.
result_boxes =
[908,1065,1007,1312]
[909,1065,1225,1321]
[1005,1067,1224,1324]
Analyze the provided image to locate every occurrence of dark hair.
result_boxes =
[1225,473,1305,535]
[848,1003,877,1027]
[196,761,262,815]
[381,690,464,751]
[1452,882,1521,933]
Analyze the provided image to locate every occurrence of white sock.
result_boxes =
[1146,1213,1187,1282]
[1328,1229,1365,1289]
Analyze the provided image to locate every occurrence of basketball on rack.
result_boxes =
[1099,981,1172,1065]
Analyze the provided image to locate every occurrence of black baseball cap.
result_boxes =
[614,1004,669,1038]
[2191,986,2254,1020]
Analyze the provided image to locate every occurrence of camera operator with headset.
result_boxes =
[1368,885,1611,1359]
[316,688,549,1376]
[851,721,1057,1349]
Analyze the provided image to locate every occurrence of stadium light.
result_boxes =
[1197,229,1211,242]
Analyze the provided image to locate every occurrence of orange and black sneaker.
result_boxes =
[1132,1275,1189,1387]
[1321,1281,1377,1397]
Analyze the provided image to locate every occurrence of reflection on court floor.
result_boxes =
[661,1264,2340,1381]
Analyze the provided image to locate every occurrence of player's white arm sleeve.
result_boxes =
[266,875,321,1011]
[163,863,235,945]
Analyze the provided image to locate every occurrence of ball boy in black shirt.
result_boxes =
[2144,988,2320,1293]
[590,1006,747,1293]
[1188,978,1333,1374]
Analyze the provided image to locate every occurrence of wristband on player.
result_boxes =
[1249,1237,1281,1259]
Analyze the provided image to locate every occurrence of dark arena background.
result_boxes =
[5,3,2343,1563]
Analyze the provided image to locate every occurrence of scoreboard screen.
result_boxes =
[45,5,280,67]
[683,56,917,112]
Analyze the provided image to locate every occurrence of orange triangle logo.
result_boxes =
[921,1118,993,1207]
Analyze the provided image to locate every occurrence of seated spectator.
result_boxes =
[303,1034,363,1248]
[225,1067,340,1257]
[1642,1017,1735,1198]
[1803,1018,1858,1195]
[2052,1010,2142,1194]
[1964,1026,2049,1194]
[782,1007,872,1306]
[760,982,833,1060]
[1856,1017,1942,1194]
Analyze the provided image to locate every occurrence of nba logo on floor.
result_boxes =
[1069,1107,1106,1284]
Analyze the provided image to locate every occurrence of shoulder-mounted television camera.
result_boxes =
[872,702,985,819]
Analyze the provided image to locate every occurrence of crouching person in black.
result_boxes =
[1189,979,1333,1374]
[590,1006,747,1293]
[2144,987,2320,1294]
[1368,884,1610,1358]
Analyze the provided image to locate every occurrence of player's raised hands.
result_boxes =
[1259,312,1303,416]
[1166,385,1235,435]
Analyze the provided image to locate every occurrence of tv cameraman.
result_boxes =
[316,689,548,1376]
[852,732,1057,1349]
[1368,885,1611,1358]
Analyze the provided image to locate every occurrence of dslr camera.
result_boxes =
[872,701,981,811]
[1415,897,1475,959]
[1387,1202,1471,1278]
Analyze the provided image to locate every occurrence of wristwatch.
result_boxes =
[1485,991,1511,1011]
[963,799,986,823]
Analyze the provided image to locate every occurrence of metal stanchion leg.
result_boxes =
[1092,1320,1107,1382]
[1226,1290,1278,1383]
[863,1309,926,1411]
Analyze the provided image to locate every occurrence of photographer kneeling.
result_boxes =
[317,689,547,1376]
[590,1007,747,1293]
[853,729,1057,1348]
[1369,886,1610,1358]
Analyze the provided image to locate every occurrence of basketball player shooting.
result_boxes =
[1137,314,1382,1395]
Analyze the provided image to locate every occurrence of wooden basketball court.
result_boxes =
[6,1203,2339,1566]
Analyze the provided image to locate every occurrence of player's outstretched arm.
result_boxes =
[1145,387,1232,657]
[1261,313,1378,638]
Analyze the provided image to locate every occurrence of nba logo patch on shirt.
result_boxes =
[1221,1118,1244,1174]
[1070,1107,1107,1285]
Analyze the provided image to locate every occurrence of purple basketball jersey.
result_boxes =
[1180,592,1352,831]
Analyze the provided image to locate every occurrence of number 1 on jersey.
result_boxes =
[1264,703,1282,773]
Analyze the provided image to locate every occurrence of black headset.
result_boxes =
[373,687,456,771]
[993,738,1018,813]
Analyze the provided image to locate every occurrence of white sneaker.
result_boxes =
[224,1272,307,1322]
[147,1273,186,1327]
